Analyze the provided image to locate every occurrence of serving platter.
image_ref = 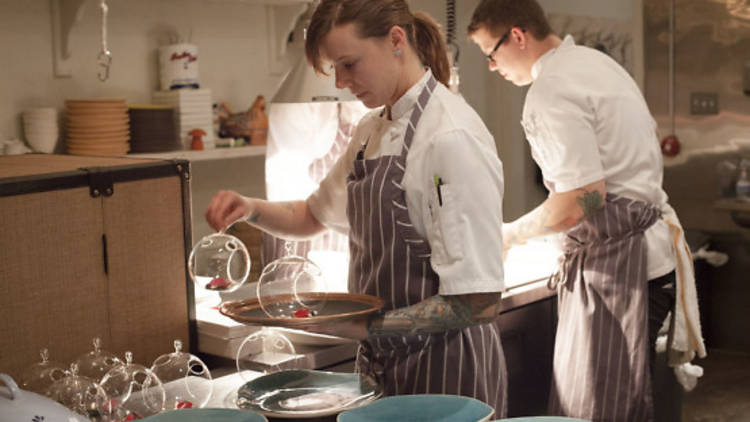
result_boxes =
[236,369,381,419]
[220,292,384,328]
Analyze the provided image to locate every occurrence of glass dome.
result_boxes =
[188,232,250,293]
[256,242,327,319]
[46,363,110,421]
[73,337,122,382]
[150,339,213,410]
[235,329,298,382]
[100,351,166,420]
[19,348,67,397]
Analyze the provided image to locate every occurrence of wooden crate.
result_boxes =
[0,154,195,380]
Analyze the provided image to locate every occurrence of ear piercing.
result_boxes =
[395,49,402,57]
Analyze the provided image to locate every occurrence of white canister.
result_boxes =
[159,43,200,90]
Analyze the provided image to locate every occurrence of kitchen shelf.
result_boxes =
[130,146,266,162]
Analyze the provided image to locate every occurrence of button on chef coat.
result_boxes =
[523,35,674,279]
[308,70,505,295]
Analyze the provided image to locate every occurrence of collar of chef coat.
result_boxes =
[386,68,432,121]
[531,34,575,81]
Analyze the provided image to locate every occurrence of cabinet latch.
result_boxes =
[81,167,114,198]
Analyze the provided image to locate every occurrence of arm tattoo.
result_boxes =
[248,211,260,223]
[367,293,501,338]
[577,190,603,218]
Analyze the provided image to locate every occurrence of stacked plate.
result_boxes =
[128,105,180,153]
[152,89,214,149]
[64,99,130,156]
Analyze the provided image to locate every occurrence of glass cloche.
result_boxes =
[73,337,122,382]
[19,348,67,397]
[46,363,110,421]
[100,351,166,420]
[256,242,327,319]
[235,329,298,382]
[188,232,250,293]
[150,339,213,410]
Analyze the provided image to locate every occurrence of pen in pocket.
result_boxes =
[433,174,443,206]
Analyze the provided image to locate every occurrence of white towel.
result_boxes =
[661,204,708,365]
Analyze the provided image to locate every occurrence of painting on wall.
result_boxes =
[547,13,635,77]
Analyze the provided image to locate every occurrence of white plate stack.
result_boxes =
[64,99,130,156]
[23,107,59,153]
[195,301,262,359]
[152,88,214,149]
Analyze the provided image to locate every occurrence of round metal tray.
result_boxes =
[219,292,384,328]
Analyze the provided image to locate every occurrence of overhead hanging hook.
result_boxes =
[97,0,111,82]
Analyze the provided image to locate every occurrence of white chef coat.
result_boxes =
[522,35,675,280]
[308,70,506,295]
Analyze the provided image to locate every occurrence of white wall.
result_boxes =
[0,0,289,140]
[0,0,639,224]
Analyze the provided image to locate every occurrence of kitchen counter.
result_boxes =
[714,198,750,229]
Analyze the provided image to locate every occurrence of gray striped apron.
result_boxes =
[548,193,660,422]
[345,75,507,416]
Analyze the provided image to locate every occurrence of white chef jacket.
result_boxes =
[522,35,675,280]
[308,70,506,295]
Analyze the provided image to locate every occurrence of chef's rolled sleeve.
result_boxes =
[417,129,505,295]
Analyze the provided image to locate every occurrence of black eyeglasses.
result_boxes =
[485,28,524,63]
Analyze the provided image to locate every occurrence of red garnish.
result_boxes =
[124,412,141,420]
[207,277,229,290]
[293,308,311,318]
[177,401,193,409]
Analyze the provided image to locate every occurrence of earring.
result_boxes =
[395,49,402,57]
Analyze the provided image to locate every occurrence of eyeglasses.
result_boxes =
[485,28,514,63]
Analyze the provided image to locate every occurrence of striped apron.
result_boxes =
[548,194,660,422]
[345,75,507,416]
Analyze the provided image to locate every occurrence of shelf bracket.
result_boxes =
[50,0,89,78]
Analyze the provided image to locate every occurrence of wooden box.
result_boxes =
[0,154,195,379]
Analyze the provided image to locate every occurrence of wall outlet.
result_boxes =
[690,92,719,115]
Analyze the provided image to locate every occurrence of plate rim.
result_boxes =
[336,393,495,422]
[236,369,382,419]
[141,407,268,422]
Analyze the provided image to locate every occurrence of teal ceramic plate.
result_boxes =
[140,408,267,421]
[236,369,381,419]
[337,394,495,422]
[492,418,591,421]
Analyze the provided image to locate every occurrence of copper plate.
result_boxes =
[220,292,384,327]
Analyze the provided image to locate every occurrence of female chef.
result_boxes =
[205,0,508,414]
[467,0,705,421]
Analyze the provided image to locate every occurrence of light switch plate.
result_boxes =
[690,92,719,115]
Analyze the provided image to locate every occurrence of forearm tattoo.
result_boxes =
[508,188,604,246]
[577,190,603,218]
[248,211,260,223]
[367,294,501,338]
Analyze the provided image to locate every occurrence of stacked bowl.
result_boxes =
[64,99,130,156]
[128,105,180,153]
[23,108,59,153]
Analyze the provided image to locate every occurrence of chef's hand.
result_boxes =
[205,190,255,232]
[304,315,369,341]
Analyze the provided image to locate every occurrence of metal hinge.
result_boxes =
[80,167,114,198]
